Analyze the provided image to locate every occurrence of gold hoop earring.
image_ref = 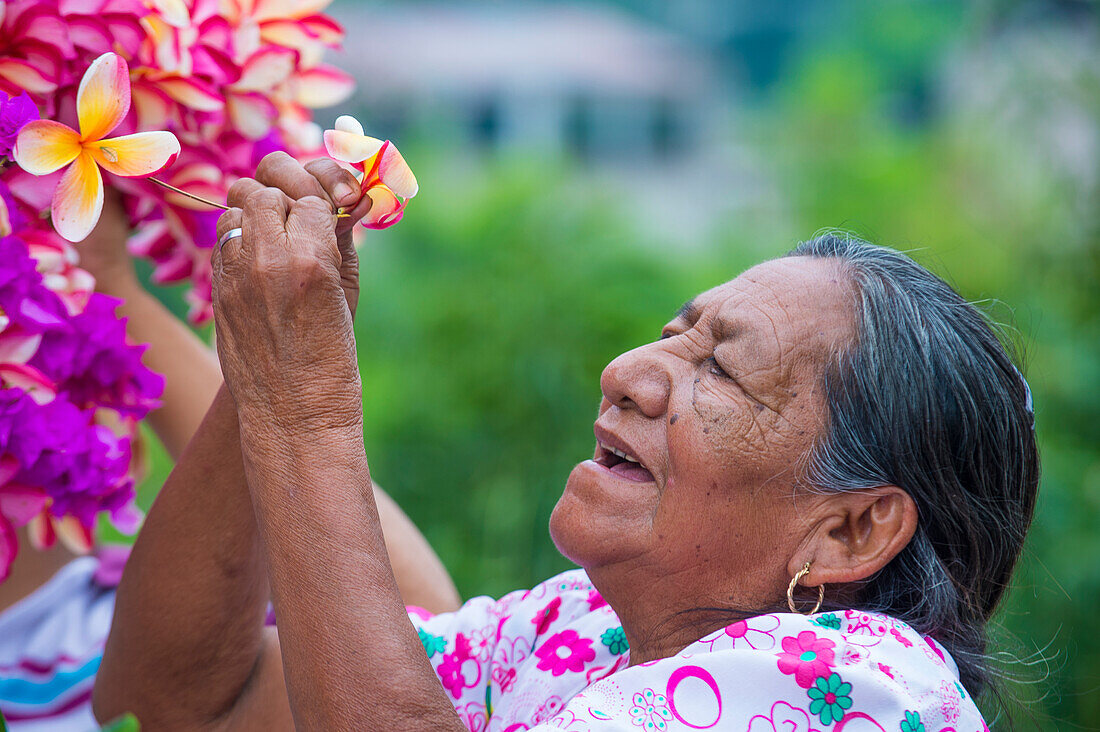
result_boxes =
[787,561,824,615]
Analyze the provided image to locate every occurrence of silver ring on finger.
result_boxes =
[218,227,243,250]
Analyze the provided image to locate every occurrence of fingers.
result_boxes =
[303,158,362,210]
[285,195,340,262]
[228,177,263,209]
[212,206,243,274]
[241,187,291,259]
[255,151,330,205]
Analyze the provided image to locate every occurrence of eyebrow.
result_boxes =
[675,299,700,324]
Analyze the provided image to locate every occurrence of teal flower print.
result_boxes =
[419,627,447,658]
[807,672,853,726]
[900,710,925,732]
[811,613,842,630]
[600,626,629,655]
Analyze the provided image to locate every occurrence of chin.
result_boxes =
[548,486,587,565]
[549,462,650,569]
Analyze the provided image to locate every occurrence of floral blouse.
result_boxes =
[409,569,988,731]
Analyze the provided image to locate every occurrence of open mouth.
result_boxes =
[595,443,655,483]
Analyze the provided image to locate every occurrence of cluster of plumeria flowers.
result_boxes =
[0,0,417,581]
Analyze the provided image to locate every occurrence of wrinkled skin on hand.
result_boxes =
[226,152,371,318]
[212,152,372,431]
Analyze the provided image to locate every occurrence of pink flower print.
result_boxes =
[843,610,888,646]
[536,629,597,676]
[588,588,608,611]
[454,632,474,661]
[629,688,673,731]
[456,701,489,732]
[923,636,948,666]
[557,576,591,592]
[533,695,566,724]
[777,631,836,688]
[437,650,474,699]
[468,625,495,662]
[890,627,914,648]
[492,665,518,693]
[746,700,824,732]
[938,679,962,724]
[724,614,780,651]
[877,662,895,679]
[533,596,563,636]
[842,644,867,666]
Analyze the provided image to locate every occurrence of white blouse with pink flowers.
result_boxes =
[408,569,988,732]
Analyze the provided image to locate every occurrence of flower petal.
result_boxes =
[13,120,82,175]
[77,52,131,142]
[362,184,404,230]
[292,64,354,108]
[234,47,296,91]
[0,58,57,95]
[154,76,225,111]
[323,128,384,164]
[26,512,55,550]
[374,141,418,199]
[226,91,278,139]
[0,485,49,527]
[0,330,43,364]
[50,151,104,242]
[0,363,57,404]
[87,131,181,177]
[55,515,95,554]
[0,517,15,583]
[299,14,343,45]
[259,18,321,52]
[334,114,364,135]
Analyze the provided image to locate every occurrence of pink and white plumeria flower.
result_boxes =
[324,114,417,229]
[13,52,181,241]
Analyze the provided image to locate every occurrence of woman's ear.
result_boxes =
[791,487,918,587]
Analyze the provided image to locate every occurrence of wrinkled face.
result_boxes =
[549,256,856,609]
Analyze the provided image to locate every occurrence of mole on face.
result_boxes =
[669,413,679,425]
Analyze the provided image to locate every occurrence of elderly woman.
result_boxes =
[93,154,1038,732]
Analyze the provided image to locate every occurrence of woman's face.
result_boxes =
[550,256,856,613]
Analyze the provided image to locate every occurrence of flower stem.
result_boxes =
[149,177,349,217]
[149,177,230,210]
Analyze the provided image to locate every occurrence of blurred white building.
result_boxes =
[327,2,722,161]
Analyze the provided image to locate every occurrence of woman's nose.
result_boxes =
[599,343,671,418]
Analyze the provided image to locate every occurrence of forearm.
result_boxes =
[94,386,279,728]
[237,399,464,731]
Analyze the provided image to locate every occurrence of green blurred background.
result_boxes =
[125,0,1100,727]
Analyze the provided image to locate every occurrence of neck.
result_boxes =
[588,566,736,667]
[0,526,77,614]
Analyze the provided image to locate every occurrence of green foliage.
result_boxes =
[99,713,140,732]
[352,157,706,597]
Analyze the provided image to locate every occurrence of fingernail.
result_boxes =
[334,182,356,204]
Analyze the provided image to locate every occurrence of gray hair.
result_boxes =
[787,234,1040,697]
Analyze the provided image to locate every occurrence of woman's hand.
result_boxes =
[212,188,361,432]
[227,152,371,318]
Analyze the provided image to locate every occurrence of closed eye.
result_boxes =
[706,356,732,379]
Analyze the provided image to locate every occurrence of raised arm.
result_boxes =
[93,157,457,729]
[82,187,460,611]
[210,187,466,730]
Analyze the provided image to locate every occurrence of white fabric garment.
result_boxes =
[0,558,114,732]
[410,569,989,732]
